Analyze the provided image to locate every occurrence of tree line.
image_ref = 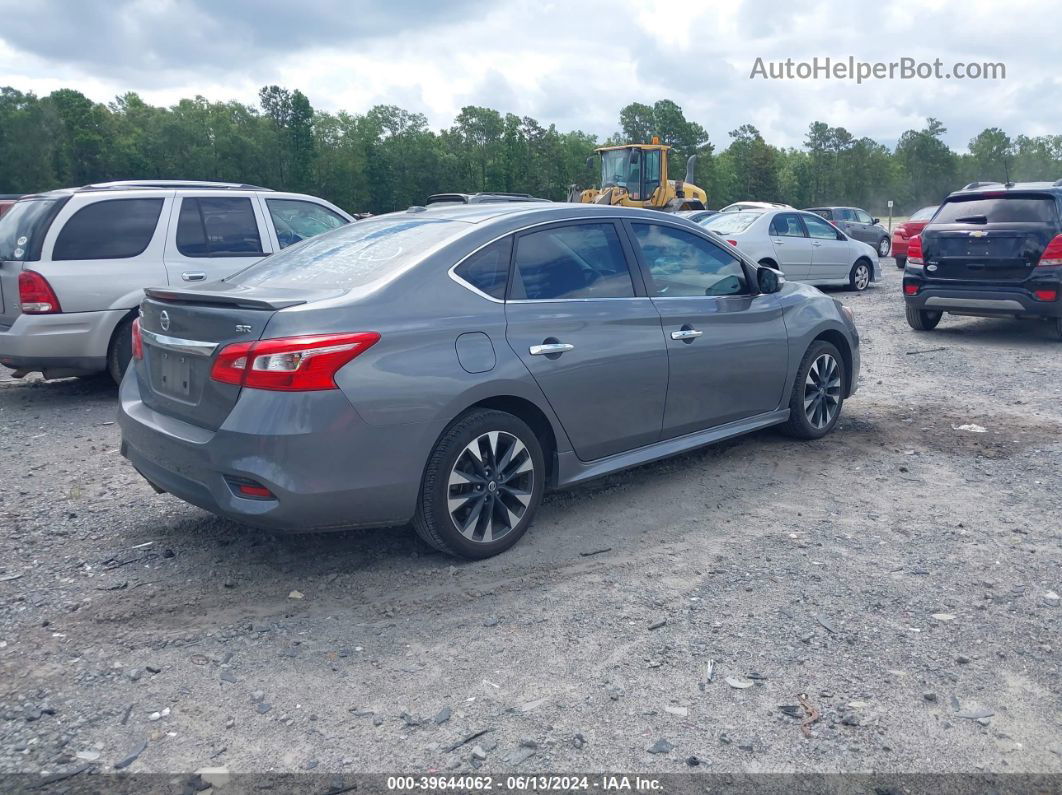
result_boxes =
[1,85,1060,217]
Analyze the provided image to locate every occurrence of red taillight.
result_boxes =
[1034,288,1058,302]
[903,283,920,296]
[131,317,144,360]
[907,235,923,266]
[209,332,380,391]
[726,239,738,246]
[1038,234,1062,267]
[18,270,61,314]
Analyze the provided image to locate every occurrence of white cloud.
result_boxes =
[0,0,1056,152]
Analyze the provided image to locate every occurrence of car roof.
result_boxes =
[18,180,278,201]
[948,181,1062,198]
[392,202,694,225]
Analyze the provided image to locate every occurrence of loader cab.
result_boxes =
[598,145,665,203]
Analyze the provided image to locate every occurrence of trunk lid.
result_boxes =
[920,193,1059,285]
[135,284,339,430]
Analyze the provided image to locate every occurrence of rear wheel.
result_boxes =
[108,317,134,385]
[895,255,906,270]
[905,304,942,331]
[1053,318,1062,341]
[414,409,545,559]
[781,341,845,440]
[877,237,891,257]
[849,260,871,291]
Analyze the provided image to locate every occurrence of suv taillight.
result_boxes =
[1038,234,1062,267]
[131,317,144,360]
[907,235,923,266]
[210,332,380,391]
[18,270,62,314]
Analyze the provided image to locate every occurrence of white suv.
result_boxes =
[0,181,354,382]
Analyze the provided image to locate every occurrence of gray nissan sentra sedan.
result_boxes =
[118,203,860,558]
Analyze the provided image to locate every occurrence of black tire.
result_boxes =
[849,260,872,292]
[877,237,891,257]
[108,316,134,385]
[905,304,942,331]
[780,341,845,440]
[1052,317,1062,341]
[413,409,545,559]
[895,255,906,270]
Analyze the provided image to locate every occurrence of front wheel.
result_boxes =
[781,341,845,440]
[849,261,871,292]
[905,304,942,331]
[414,409,545,559]
[877,238,891,257]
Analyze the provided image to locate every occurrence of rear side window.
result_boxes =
[454,237,512,299]
[53,198,163,261]
[0,198,62,261]
[511,223,634,300]
[177,197,263,257]
[811,208,833,220]
[266,199,348,249]
[230,217,468,289]
[770,213,806,237]
[933,196,1058,224]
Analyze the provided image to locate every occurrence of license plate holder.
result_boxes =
[157,351,192,398]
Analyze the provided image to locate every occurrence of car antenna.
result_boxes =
[1003,157,1013,188]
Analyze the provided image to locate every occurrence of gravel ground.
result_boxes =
[0,260,1060,779]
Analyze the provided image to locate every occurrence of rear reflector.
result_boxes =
[1038,234,1062,267]
[1034,288,1058,302]
[906,235,923,266]
[225,476,276,499]
[903,283,920,296]
[131,317,144,360]
[237,483,273,498]
[18,270,61,314]
[210,332,380,391]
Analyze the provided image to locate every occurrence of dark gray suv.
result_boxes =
[804,206,891,257]
[118,203,861,558]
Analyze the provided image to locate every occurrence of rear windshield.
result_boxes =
[0,198,61,261]
[934,195,1058,224]
[910,206,937,222]
[703,211,762,235]
[228,216,469,289]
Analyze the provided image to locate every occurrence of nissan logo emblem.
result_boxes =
[159,310,170,332]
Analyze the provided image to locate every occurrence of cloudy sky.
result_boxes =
[0,0,1051,152]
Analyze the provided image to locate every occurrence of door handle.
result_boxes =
[772,239,785,245]
[811,241,823,247]
[182,271,207,282]
[670,328,703,341]
[529,342,574,355]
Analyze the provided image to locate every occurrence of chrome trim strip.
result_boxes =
[924,297,1025,311]
[140,328,218,357]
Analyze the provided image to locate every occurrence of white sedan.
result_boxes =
[700,208,881,291]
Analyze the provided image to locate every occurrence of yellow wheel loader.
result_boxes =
[567,137,707,211]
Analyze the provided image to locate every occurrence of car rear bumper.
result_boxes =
[891,236,909,257]
[0,309,126,375]
[117,373,429,531]
[903,280,1062,318]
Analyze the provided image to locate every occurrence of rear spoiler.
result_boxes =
[144,286,310,310]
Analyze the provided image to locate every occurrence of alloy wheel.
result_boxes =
[804,354,841,429]
[854,264,870,290]
[447,431,534,543]
[878,238,890,257]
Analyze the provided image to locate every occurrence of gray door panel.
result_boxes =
[652,295,789,437]
[505,300,668,460]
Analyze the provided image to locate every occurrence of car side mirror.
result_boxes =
[872,217,880,224]
[757,265,784,294]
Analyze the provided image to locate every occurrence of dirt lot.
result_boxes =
[0,260,1060,779]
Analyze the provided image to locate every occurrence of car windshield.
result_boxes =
[0,198,60,261]
[933,195,1058,224]
[910,206,937,222]
[703,211,762,234]
[228,216,469,290]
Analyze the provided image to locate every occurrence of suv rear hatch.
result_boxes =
[136,285,338,430]
[920,192,1060,284]
[0,196,68,324]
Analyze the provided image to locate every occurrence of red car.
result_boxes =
[891,205,937,269]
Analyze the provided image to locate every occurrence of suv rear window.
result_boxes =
[53,198,164,260]
[0,198,63,261]
[934,195,1058,224]
[229,217,468,290]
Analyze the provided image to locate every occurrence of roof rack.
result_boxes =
[79,180,274,192]
[962,181,1003,190]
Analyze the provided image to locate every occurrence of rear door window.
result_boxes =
[454,237,512,299]
[176,197,264,257]
[53,198,163,261]
[834,208,855,221]
[266,199,348,249]
[511,223,635,300]
[933,196,1058,224]
[770,213,806,237]
[0,198,64,261]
